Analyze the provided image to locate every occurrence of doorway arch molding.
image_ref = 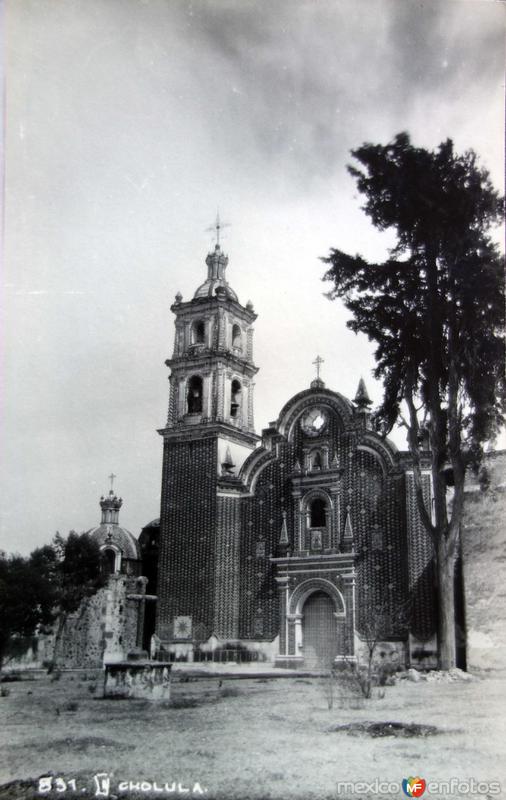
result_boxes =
[289,578,345,619]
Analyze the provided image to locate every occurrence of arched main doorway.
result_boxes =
[302,590,338,669]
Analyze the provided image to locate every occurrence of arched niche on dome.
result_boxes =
[100,543,121,576]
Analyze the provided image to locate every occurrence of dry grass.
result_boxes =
[1,670,505,799]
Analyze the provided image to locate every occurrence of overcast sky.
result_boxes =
[2,0,504,555]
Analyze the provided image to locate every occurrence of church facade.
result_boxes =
[154,244,438,669]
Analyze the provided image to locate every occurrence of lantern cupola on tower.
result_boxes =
[193,245,239,302]
[100,490,123,525]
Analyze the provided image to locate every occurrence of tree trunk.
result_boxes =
[436,536,457,670]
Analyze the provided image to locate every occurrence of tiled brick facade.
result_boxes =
[156,437,218,641]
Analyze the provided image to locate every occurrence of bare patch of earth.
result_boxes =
[0,670,505,800]
[327,721,443,737]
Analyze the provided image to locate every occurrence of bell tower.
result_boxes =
[165,243,258,441]
[156,241,259,654]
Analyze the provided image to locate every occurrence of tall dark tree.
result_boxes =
[0,547,56,672]
[322,133,505,669]
[0,532,104,672]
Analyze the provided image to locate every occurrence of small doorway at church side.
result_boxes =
[301,590,339,669]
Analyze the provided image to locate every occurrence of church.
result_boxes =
[38,237,505,674]
[152,240,439,670]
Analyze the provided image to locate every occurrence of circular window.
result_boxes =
[300,407,328,437]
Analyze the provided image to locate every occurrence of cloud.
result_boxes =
[3,0,504,553]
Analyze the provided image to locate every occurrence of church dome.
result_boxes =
[193,244,239,302]
[88,522,140,561]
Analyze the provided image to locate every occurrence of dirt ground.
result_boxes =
[1,669,505,800]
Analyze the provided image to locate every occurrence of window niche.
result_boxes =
[304,446,329,472]
[310,498,326,528]
[187,375,203,414]
[311,451,323,471]
[256,540,266,558]
[302,493,331,552]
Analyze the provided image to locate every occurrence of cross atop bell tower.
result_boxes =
[206,211,230,248]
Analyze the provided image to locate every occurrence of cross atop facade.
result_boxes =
[108,473,117,492]
[313,355,324,380]
[206,211,230,246]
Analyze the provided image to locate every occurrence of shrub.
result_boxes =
[0,672,22,683]
[170,696,200,709]
[220,686,241,698]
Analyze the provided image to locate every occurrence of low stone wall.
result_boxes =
[462,451,506,672]
[103,661,172,700]
[58,575,140,668]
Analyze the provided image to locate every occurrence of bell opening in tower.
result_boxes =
[230,379,242,418]
[187,375,203,414]
[192,320,205,345]
[232,324,242,350]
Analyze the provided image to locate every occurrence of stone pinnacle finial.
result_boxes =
[221,446,235,476]
[354,376,372,408]
[344,511,353,540]
[277,510,290,556]
[279,510,289,546]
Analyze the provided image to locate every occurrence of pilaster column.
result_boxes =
[246,327,254,360]
[342,573,356,656]
[247,381,255,431]
[330,486,340,549]
[216,365,225,420]
[292,492,302,552]
[178,378,186,418]
[167,376,177,425]
[217,308,226,350]
[275,576,289,655]
[287,613,303,656]
[203,374,212,419]
[184,321,191,351]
